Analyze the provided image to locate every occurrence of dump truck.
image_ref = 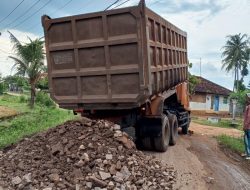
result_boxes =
[42,0,190,152]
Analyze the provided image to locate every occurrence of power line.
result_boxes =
[11,0,53,29]
[27,0,74,33]
[112,0,131,9]
[3,0,42,29]
[104,0,121,10]
[150,0,161,6]
[75,0,95,14]
[0,0,26,24]
[29,0,96,34]
[50,0,73,16]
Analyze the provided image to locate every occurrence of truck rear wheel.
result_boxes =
[154,115,170,152]
[141,137,152,150]
[168,114,178,145]
[182,115,190,134]
[135,127,152,150]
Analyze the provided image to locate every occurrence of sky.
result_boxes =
[0,0,249,90]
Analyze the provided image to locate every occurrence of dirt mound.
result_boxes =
[0,119,176,190]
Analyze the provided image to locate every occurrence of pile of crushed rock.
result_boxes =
[0,118,176,190]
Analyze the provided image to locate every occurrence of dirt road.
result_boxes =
[147,122,250,190]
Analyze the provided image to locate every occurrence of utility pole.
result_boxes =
[199,58,201,77]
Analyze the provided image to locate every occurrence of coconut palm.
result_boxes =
[8,31,45,108]
[221,33,250,92]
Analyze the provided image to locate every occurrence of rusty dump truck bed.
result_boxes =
[42,1,188,110]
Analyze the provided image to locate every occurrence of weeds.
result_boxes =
[0,94,77,149]
[192,117,243,131]
[216,135,245,154]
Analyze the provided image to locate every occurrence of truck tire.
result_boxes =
[154,115,170,152]
[135,126,152,150]
[168,114,178,146]
[141,137,152,150]
[182,116,190,135]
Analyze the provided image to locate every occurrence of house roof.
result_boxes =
[194,76,232,96]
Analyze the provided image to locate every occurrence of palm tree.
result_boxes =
[8,31,45,108]
[221,33,249,92]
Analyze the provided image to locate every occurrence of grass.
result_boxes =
[216,135,245,154]
[0,94,30,114]
[0,94,77,149]
[192,117,243,131]
[0,106,18,119]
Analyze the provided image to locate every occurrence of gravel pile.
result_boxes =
[0,118,176,190]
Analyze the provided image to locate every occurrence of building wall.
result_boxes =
[219,96,229,111]
[206,94,212,110]
[190,102,206,110]
[190,94,206,110]
[190,93,229,112]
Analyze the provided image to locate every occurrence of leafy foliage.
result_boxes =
[36,76,48,90]
[188,62,200,95]
[229,90,250,111]
[189,74,200,95]
[0,74,5,95]
[8,31,45,108]
[221,33,250,92]
[19,95,28,103]
[3,75,28,88]
[234,79,246,91]
[35,91,55,108]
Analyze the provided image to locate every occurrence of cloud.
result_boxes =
[190,61,234,90]
[150,0,229,23]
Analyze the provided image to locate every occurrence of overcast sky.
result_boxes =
[0,0,249,90]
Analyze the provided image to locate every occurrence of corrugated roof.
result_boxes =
[194,76,232,96]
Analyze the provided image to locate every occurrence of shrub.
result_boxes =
[19,95,27,103]
[0,83,4,95]
[35,91,56,108]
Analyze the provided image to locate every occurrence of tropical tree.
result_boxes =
[188,62,200,95]
[0,73,5,94]
[8,31,45,108]
[221,33,250,92]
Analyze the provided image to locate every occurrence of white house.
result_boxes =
[190,76,232,115]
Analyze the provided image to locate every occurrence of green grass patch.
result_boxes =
[216,135,245,154]
[192,117,243,131]
[0,107,77,149]
[0,94,30,114]
[0,94,78,149]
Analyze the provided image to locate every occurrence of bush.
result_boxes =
[19,95,27,103]
[0,83,4,95]
[35,91,56,108]
[37,76,48,90]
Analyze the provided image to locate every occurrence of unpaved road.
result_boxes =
[147,122,250,190]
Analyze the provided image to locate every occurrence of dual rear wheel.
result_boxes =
[137,114,178,152]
